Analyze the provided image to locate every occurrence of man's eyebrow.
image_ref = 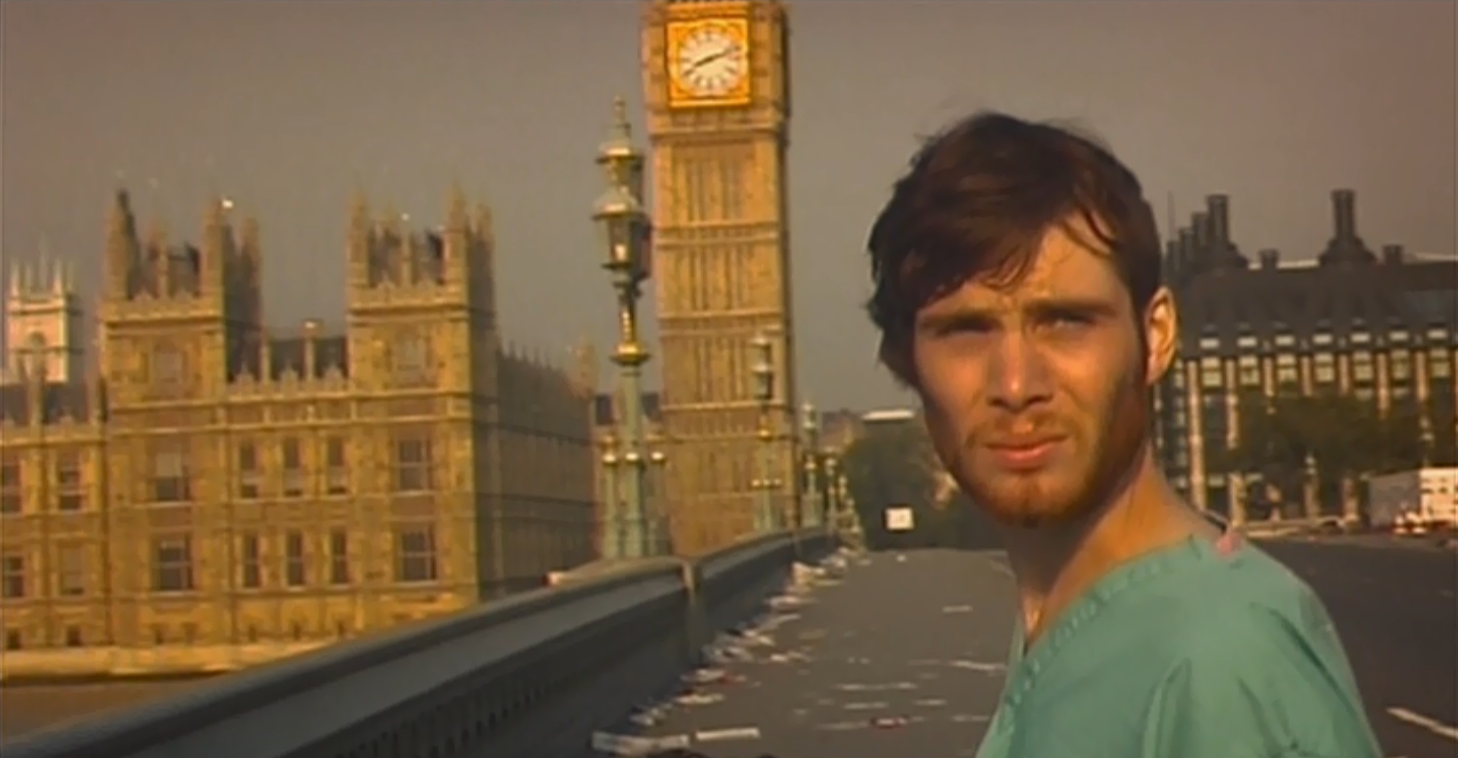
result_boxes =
[1023,296,1122,319]
[916,306,997,331]
[917,296,1121,330]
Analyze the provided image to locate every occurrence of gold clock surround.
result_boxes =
[665,17,752,109]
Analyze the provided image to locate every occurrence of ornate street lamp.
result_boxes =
[800,402,824,528]
[599,436,622,559]
[647,439,670,555]
[822,452,841,535]
[592,96,664,559]
[751,330,777,533]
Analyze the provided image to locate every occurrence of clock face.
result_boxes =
[674,25,747,98]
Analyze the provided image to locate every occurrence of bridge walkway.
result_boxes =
[608,549,1019,758]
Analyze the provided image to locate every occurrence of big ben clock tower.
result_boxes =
[641,0,797,555]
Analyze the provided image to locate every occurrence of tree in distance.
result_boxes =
[1218,385,1427,521]
[839,419,999,550]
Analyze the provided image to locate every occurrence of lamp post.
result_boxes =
[593,96,663,559]
[800,402,824,528]
[598,435,621,559]
[647,440,670,555]
[822,452,840,534]
[750,331,778,533]
[836,473,864,549]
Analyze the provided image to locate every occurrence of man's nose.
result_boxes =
[986,333,1053,412]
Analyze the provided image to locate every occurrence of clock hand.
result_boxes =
[688,48,736,74]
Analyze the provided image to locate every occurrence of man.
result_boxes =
[865,112,1381,758]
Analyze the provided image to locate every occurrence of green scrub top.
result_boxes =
[975,532,1383,758]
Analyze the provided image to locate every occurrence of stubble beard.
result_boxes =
[950,373,1151,530]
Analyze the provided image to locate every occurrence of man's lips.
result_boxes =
[983,436,1066,470]
[984,436,1066,451]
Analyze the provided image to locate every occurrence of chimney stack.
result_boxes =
[1191,212,1210,254]
[1332,189,1357,240]
[1381,244,1404,265]
[1258,249,1280,270]
[1206,195,1231,247]
[1177,227,1194,267]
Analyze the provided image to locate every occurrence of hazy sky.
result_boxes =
[2,1,1454,410]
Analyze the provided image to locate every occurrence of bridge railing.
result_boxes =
[6,529,836,758]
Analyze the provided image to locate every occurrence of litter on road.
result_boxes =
[834,681,918,692]
[694,726,763,742]
[592,730,690,756]
[600,547,862,756]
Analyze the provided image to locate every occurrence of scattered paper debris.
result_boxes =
[627,699,677,727]
[871,716,910,729]
[674,692,724,706]
[949,659,1006,673]
[910,658,1006,673]
[614,549,856,753]
[941,604,973,614]
[591,730,690,756]
[683,667,728,685]
[694,726,762,742]
[817,720,870,732]
[834,681,918,692]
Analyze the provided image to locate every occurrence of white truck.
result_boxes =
[1366,467,1458,531]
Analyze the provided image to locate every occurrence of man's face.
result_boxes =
[909,221,1174,528]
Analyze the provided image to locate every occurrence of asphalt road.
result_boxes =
[631,549,1018,758]
[636,541,1456,758]
[1260,539,1458,758]
[4,541,1451,758]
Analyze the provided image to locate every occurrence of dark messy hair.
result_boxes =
[866,111,1163,383]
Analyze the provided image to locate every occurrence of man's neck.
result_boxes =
[999,448,1215,646]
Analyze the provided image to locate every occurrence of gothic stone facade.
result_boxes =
[641,0,800,555]
[0,189,596,675]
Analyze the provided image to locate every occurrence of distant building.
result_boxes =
[1154,190,1457,523]
[642,0,799,556]
[0,188,598,677]
[1,259,86,385]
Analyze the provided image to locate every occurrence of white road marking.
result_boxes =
[986,557,1013,577]
[1386,706,1458,741]
[695,726,761,742]
[834,681,917,692]
[950,659,1007,673]
[817,720,869,731]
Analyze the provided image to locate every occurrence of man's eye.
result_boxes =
[1047,313,1092,328]
[943,321,992,336]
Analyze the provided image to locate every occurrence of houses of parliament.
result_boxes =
[0,188,599,676]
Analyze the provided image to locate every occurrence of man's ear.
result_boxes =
[1142,286,1179,385]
